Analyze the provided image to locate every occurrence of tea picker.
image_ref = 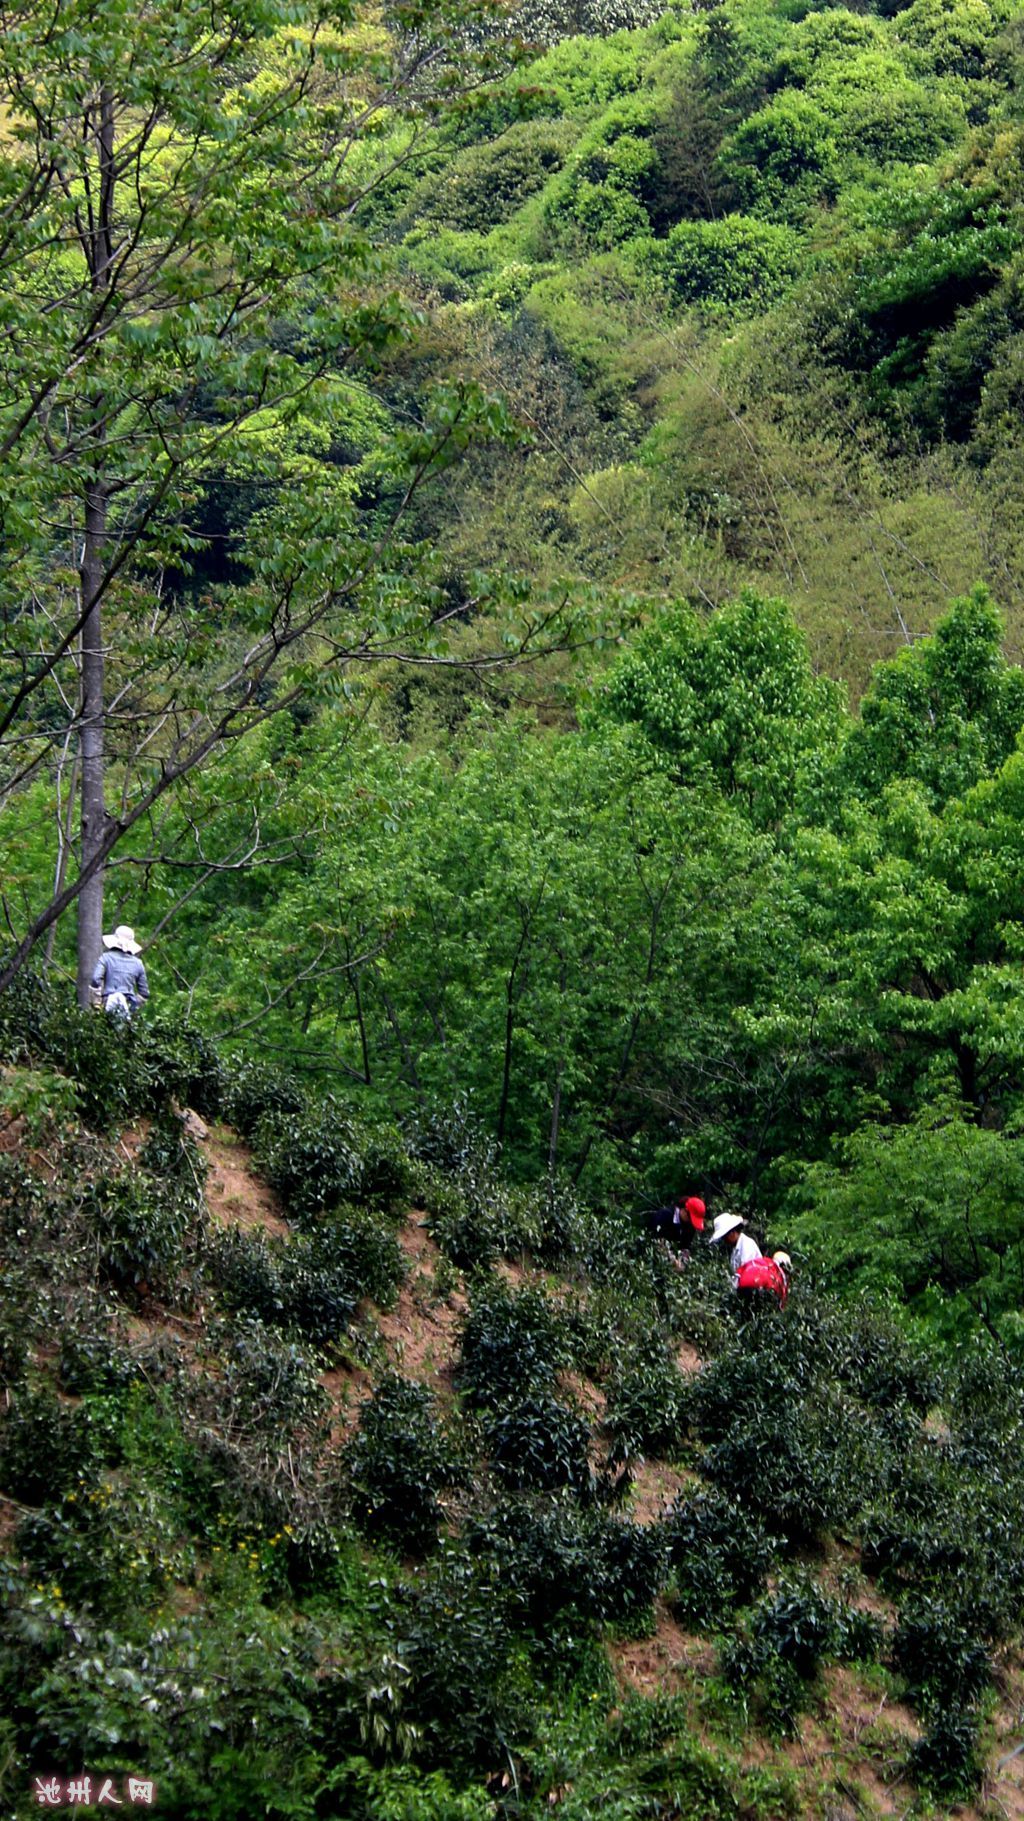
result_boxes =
[708,1212,760,1284]
[90,925,150,1021]
[643,1194,706,1269]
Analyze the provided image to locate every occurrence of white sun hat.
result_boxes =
[772,1251,792,1272]
[103,924,142,954]
[709,1212,745,1244]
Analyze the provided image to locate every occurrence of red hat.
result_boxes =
[683,1196,706,1230]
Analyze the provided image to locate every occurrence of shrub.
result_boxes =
[58,1318,141,1397]
[137,1114,208,1204]
[699,1393,876,1541]
[254,1107,362,1218]
[644,214,801,316]
[221,1058,306,1139]
[750,1579,841,1679]
[387,1549,536,1770]
[716,94,839,220]
[342,1374,466,1553]
[192,1315,330,1489]
[137,1018,227,1118]
[0,969,51,1063]
[465,1498,666,1629]
[907,1706,982,1798]
[891,1598,991,1712]
[415,119,573,232]
[410,1120,553,1268]
[485,1394,592,1496]
[281,1210,403,1339]
[598,1516,669,1622]
[0,1385,107,1504]
[662,1487,777,1628]
[465,1498,601,1627]
[605,1343,689,1462]
[40,1003,224,1129]
[208,1209,403,1345]
[83,1167,196,1296]
[721,1577,855,1734]
[255,1104,410,1222]
[456,1279,565,1410]
[208,1225,287,1325]
[19,1599,323,1816]
[17,1478,187,1618]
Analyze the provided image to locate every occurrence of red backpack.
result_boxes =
[736,1256,788,1307]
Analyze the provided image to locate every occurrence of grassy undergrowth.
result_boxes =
[1,985,1022,1818]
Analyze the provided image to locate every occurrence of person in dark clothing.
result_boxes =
[644,1194,706,1267]
[91,925,150,1020]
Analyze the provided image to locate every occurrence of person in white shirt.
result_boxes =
[708,1212,762,1288]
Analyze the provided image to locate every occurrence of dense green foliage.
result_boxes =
[7,0,1024,1807]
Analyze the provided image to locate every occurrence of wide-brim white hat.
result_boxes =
[709,1212,745,1244]
[103,925,141,954]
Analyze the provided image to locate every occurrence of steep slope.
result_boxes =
[3,1008,1024,1820]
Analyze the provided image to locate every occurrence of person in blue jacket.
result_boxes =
[91,925,150,1020]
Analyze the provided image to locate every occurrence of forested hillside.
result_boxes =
[5,0,1024,1809]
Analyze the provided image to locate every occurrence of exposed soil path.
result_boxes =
[376,1214,467,1397]
[200,1124,290,1239]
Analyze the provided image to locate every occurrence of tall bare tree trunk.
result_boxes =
[76,486,108,1004]
[74,88,115,1007]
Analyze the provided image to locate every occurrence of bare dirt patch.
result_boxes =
[612,1602,714,1697]
[200,1127,289,1239]
[319,1365,372,1448]
[628,1457,695,1525]
[560,1368,606,1423]
[376,1214,466,1398]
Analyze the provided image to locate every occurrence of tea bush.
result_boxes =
[379,1547,537,1771]
[456,1278,565,1410]
[342,1373,466,1553]
[255,1103,410,1221]
[891,1598,990,1712]
[662,1487,777,1628]
[720,1577,867,1733]
[17,1478,188,1618]
[485,1393,593,1496]
[750,1579,842,1679]
[278,1222,372,1345]
[0,969,51,1063]
[83,1166,198,1297]
[34,999,225,1130]
[58,1312,142,1396]
[907,1706,982,1798]
[408,1100,547,1266]
[0,1385,109,1505]
[466,1498,667,1629]
[295,1206,404,1313]
[700,1395,874,1541]
[220,1058,306,1138]
[464,1497,600,1627]
[208,1207,403,1344]
[137,1113,208,1204]
[208,1226,287,1325]
[605,1343,689,1462]
[598,1516,669,1622]
[186,1318,331,1532]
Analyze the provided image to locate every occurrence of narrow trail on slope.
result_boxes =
[199,1125,290,1239]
